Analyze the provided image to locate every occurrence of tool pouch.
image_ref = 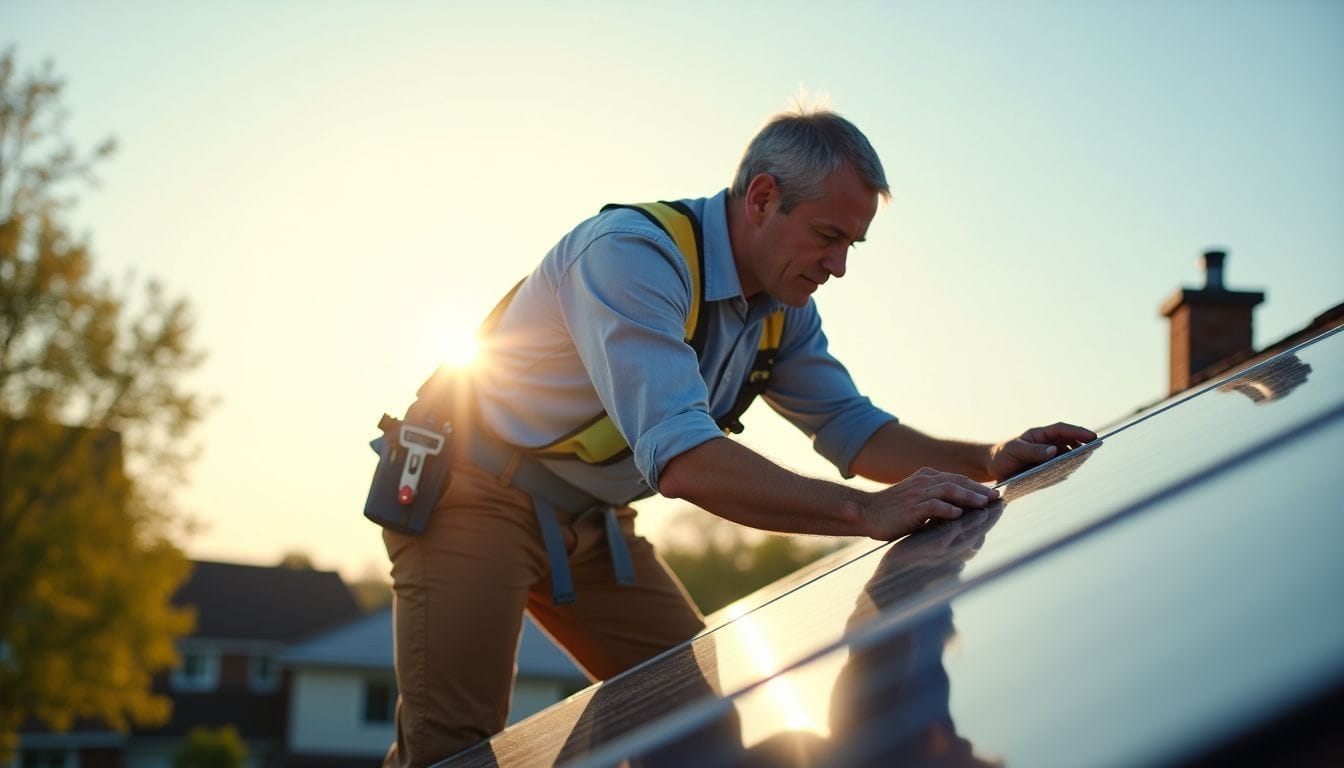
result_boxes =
[363,367,460,535]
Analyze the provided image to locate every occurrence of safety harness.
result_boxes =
[469,201,787,604]
[486,201,787,466]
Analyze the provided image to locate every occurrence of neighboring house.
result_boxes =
[123,561,365,768]
[10,560,361,768]
[280,607,588,767]
[11,560,588,768]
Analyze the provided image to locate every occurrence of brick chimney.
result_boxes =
[1159,249,1265,395]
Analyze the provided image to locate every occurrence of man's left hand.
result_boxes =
[988,422,1097,481]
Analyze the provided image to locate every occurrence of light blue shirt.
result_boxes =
[472,189,897,504]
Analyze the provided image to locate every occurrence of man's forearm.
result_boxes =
[848,422,994,484]
[659,433,1000,541]
[658,437,871,537]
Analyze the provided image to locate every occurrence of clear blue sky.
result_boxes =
[6,0,1342,582]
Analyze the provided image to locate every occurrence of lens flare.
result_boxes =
[440,330,479,369]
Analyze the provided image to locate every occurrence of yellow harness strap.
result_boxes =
[485,201,785,465]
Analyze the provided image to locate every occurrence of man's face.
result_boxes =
[741,164,879,307]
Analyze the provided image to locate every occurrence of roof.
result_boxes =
[283,606,587,682]
[175,560,362,642]
[1194,300,1344,388]
[1111,300,1344,428]
[434,325,1344,767]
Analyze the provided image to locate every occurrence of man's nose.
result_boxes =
[821,248,848,279]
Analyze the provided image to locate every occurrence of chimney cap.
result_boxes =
[1158,247,1264,317]
[1202,248,1227,290]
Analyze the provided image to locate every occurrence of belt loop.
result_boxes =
[603,508,636,586]
[531,495,576,605]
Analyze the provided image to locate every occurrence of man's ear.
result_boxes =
[743,173,778,226]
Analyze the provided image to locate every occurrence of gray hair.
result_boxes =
[730,109,889,212]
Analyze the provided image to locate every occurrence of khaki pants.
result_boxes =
[382,454,705,768]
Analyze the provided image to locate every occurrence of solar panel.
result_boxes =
[604,407,1344,767]
[436,326,1344,767]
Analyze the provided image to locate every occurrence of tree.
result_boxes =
[347,561,393,613]
[277,550,315,570]
[175,725,247,768]
[0,48,206,759]
[660,508,846,615]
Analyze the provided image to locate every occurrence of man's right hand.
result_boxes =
[861,468,999,540]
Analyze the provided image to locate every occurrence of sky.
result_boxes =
[5,0,1342,583]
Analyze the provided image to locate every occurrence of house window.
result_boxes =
[249,654,281,693]
[363,680,397,724]
[171,649,220,692]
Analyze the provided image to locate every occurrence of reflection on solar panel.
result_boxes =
[437,326,1344,768]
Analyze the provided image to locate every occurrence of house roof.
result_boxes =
[432,324,1344,767]
[1110,300,1344,429]
[175,560,363,642]
[1197,301,1344,386]
[283,606,588,683]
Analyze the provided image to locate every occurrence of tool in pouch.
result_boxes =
[363,369,457,535]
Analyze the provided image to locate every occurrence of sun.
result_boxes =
[439,329,480,369]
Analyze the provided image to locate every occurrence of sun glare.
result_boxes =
[723,602,829,747]
[439,330,480,369]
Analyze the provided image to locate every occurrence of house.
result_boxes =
[8,560,361,768]
[1158,248,1344,395]
[280,607,589,767]
[10,560,588,768]
[120,561,365,768]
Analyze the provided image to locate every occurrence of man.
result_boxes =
[379,109,1095,767]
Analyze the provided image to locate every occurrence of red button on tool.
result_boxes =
[399,485,414,505]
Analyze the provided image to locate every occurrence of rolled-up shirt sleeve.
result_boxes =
[765,301,898,477]
[551,224,725,491]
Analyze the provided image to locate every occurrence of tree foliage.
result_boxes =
[347,561,394,613]
[0,48,205,758]
[276,550,315,570]
[660,508,846,615]
[174,725,247,768]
